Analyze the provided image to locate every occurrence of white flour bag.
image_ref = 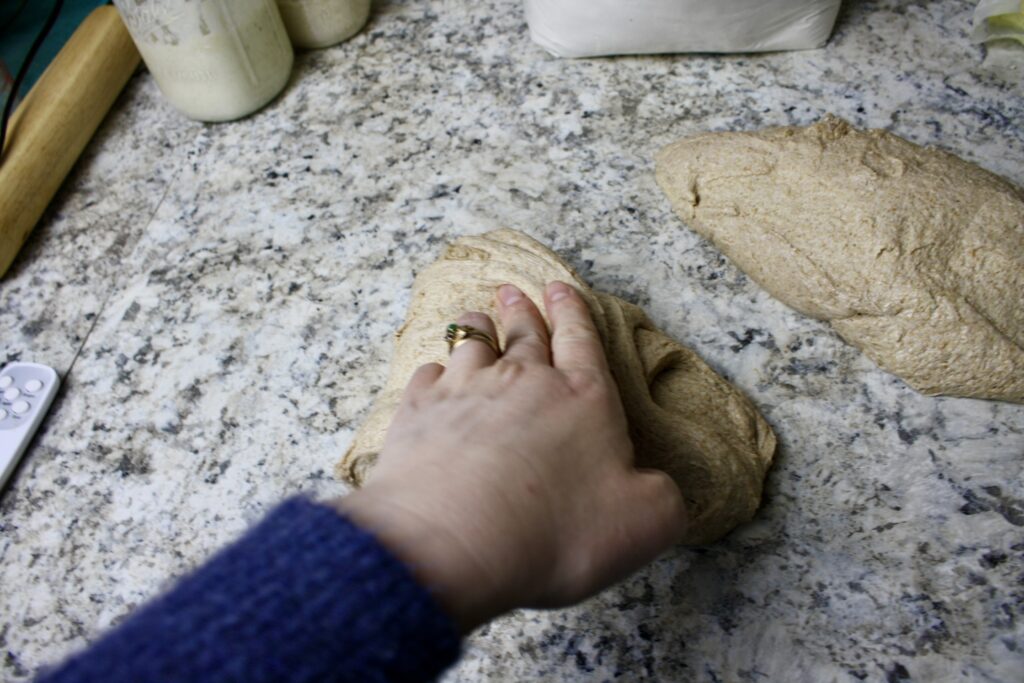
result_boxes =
[525,0,843,57]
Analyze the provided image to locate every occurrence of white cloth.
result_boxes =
[525,0,843,58]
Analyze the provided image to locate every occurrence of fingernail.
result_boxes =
[498,284,524,306]
[547,281,573,302]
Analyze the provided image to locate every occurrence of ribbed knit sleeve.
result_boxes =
[37,497,462,683]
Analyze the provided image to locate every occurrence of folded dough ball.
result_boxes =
[338,229,776,545]
[656,115,1024,403]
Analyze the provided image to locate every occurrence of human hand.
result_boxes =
[333,281,687,631]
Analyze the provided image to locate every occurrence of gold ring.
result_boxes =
[445,323,501,356]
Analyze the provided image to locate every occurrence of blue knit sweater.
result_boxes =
[37,497,462,682]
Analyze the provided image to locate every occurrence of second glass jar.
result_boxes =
[276,0,371,49]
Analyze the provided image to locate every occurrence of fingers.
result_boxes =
[545,281,610,378]
[446,312,500,375]
[405,362,444,395]
[497,284,551,365]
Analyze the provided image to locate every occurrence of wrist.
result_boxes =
[328,487,510,632]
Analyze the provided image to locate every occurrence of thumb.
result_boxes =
[533,468,689,608]
[622,468,689,554]
[584,469,688,595]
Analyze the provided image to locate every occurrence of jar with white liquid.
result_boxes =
[276,0,370,49]
[113,0,294,122]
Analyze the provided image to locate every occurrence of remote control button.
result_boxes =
[11,400,30,415]
[3,387,20,401]
[0,376,11,389]
[24,379,43,393]
[0,409,6,420]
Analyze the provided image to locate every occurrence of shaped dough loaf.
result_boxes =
[656,115,1024,403]
[338,229,776,545]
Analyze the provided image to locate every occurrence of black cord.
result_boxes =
[0,0,64,163]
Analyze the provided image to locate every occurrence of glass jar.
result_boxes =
[112,0,294,122]
[276,0,370,49]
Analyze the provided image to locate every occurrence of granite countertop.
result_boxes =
[1,0,1022,680]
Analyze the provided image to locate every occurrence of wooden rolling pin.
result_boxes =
[0,5,140,277]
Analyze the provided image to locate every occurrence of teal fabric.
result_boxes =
[1,1,108,106]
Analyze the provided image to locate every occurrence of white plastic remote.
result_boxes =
[0,362,60,491]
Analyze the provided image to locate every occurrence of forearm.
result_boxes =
[37,497,461,683]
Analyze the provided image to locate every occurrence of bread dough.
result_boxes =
[656,115,1024,403]
[338,229,777,545]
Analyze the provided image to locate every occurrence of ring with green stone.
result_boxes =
[445,323,501,356]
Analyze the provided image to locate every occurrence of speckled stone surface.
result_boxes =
[1,0,1022,680]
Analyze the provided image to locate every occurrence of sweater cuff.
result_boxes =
[41,496,462,683]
